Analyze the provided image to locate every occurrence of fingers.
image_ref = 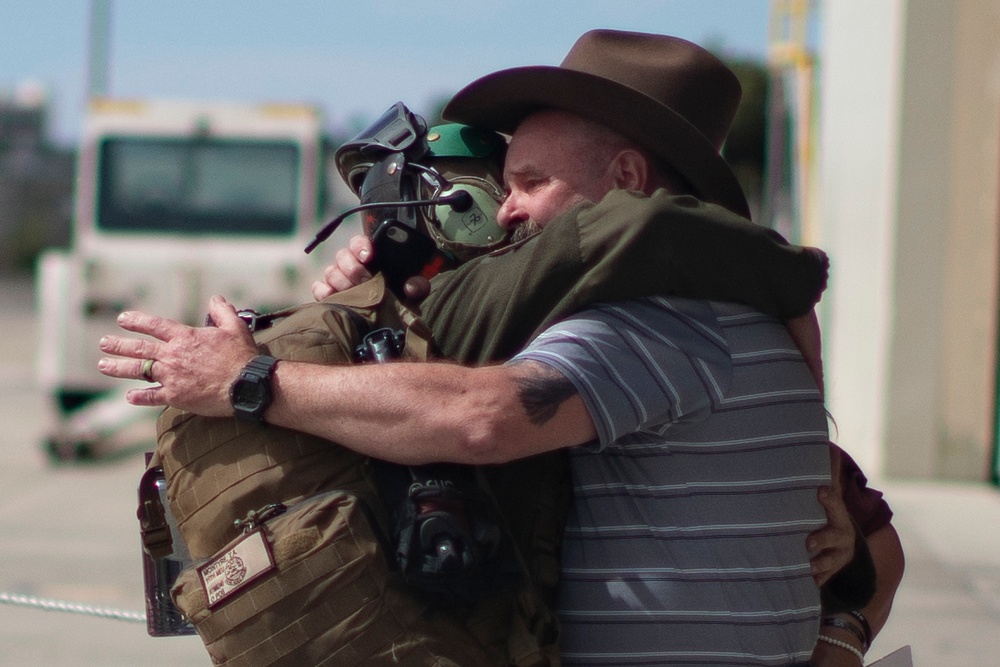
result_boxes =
[101,302,222,362]
[816,484,851,532]
[125,385,168,407]
[828,444,844,491]
[98,331,162,363]
[97,354,158,381]
[114,309,188,341]
[348,234,373,263]
[335,244,374,283]
[809,549,839,587]
[206,295,244,332]
[311,280,335,302]
[315,235,374,299]
[808,485,856,586]
[319,262,359,295]
[99,294,253,381]
[808,487,843,554]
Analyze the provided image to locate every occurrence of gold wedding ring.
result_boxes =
[141,358,156,382]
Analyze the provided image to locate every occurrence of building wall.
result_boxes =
[818,0,904,476]
[882,1,958,478]
[937,1,1000,478]
[819,0,1000,480]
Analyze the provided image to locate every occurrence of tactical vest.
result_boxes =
[157,276,562,666]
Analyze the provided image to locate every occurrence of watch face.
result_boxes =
[230,355,277,422]
[233,379,265,407]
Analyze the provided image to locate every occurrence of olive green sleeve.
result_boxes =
[421,188,828,364]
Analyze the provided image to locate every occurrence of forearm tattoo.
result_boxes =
[510,361,577,426]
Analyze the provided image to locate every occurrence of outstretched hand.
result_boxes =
[97,295,259,417]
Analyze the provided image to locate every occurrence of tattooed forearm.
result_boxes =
[510,361,578,426]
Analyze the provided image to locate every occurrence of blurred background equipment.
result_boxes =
[763,0,816,244]
[37,98,327,461]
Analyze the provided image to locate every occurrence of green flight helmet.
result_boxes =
[421,123,510,261]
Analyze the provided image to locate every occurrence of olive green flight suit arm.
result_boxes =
[421,188,828,364]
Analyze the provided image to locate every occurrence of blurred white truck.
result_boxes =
[37,98,328,460]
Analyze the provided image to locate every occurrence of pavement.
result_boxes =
[1,273,998,666]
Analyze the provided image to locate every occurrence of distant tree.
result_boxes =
[720,56,769,220]
[0,102,74,274]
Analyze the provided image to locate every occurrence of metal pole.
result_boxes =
[87,0,112,100]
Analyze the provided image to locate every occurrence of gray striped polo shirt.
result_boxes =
[511,296,830,666]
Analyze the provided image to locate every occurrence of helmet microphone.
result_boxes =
[304,190,475,255]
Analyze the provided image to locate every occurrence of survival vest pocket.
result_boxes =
[171,490,498,667]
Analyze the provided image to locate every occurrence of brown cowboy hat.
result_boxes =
[442,29,750,219]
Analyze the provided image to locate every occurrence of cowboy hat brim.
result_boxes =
[443,65,750,220]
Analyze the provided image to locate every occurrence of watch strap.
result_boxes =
[243,355,279,378]
[230,355,279,423]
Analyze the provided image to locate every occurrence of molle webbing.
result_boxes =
[156,274,559,666]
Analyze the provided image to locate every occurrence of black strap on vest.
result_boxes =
[248,302,524,607]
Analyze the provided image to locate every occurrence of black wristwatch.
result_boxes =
[229,355,279,424]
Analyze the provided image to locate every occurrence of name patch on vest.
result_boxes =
[198,529,275,608]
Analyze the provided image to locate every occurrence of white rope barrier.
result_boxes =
[0,591,146,624]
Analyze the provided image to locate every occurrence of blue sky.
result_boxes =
[1,0,774,146]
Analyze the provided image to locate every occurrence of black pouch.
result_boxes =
[372,461,524,608]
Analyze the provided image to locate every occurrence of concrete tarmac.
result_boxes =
[0,275,207,665]
[1,274,999,665]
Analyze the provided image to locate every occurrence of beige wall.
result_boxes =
[819,0,1000,480]
[936,1,1000,478]
[819,0,903,477]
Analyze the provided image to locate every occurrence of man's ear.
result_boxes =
[611,149,650,191]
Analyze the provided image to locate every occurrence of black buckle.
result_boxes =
[236,309,262,332]
[355,328,405,364]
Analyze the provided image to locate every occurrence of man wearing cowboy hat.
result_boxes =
[442,30,830,665]
[100,30,898,665]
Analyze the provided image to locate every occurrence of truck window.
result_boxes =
[97,137,300,235]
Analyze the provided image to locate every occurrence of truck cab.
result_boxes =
[37,98,327,459]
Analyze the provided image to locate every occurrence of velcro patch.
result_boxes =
[198,529,275,608]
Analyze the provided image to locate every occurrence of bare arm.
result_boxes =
[266,356,593,465]
[98,295,596,466]
[860,523,905,637]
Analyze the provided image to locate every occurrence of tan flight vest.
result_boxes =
[149,189,828,666]
[162,277,560,666]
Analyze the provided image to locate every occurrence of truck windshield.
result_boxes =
[97,137,300,235]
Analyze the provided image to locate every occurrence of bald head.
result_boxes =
[496,110,692,234]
